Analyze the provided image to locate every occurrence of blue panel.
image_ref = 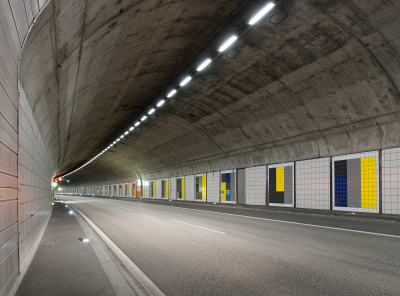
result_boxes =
[226,194,231,201]
[335,175,347,207]
[226,173,230,182]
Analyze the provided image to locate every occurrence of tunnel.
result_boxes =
[1,0,400,295]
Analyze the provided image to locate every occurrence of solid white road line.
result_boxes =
[70,206,165,296]
[61,196,400,239]
[145,203,400,239]
[171,219,226,234]
[119,207,136,212]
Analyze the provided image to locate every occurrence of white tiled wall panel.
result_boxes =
[156,179,162,199]
[23,0,34,25]
[18,88,53,291]
[185,175,195,201]
[245,166,266,206]
[207,172,220,203]
[296,158,331,210]
[170,177,176,200]
[382,148,400,215]
[144,181,150,199]
[0,3,22,294]
[8,0,29,44]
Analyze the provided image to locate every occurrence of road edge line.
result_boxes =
[70,205,165,296]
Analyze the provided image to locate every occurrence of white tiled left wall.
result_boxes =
[17,86,53,289]
[0,1,52,295]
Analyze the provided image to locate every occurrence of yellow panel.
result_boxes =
[166,180,169,199]
[221,182,226,201]
[152,182,155,197]
[276,167,285,192]
[202,176,206,200]
[361,157,377,209]
[182,178,185,199]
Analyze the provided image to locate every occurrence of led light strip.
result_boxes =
[62,2,277,178]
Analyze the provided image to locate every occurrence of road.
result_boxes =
[58,195,400,296]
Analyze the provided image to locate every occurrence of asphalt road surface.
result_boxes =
[58,195,400,296]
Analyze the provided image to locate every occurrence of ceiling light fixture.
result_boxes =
[148,108,155,115]
[218,35,238,52]
[129,127,134,131]
[141,115,147,121]
[180,76,192,87]
[157,100,165,107]
[135,122,140,127]
[197,58,212,71]
[249,2,275,25]
[167,89,177,98]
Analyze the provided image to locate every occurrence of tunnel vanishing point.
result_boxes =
[1,0,400,295]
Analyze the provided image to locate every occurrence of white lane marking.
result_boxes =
[171,219,225,234]
[70,206,165,296]
[119,207,135,212]
[143,203,400,239]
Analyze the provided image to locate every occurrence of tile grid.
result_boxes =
[296,158,331,210]
[207,172,220,203]
[185,175,195,201]
[245,166,266,206]
[382,148,400,215]
[170,177,177,200]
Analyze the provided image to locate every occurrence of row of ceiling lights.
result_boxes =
[62,2,276,178]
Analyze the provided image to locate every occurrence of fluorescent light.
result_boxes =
[249,3,275,25]
[113,141,116,144]
[141,115,147,121]
[180,76,192,87]
[82,238,90,243]
[148,108,155,115]
[157,100,165,107]
[124,131,129,135]
[68,210,73,215]
[218,35,238,52]
[129,127,134,131]
[116,138,120,142]
[197,58,212,71]
[167,89,177,98]
[135,122,140,127]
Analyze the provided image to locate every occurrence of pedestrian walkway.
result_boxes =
[16,201,139,296]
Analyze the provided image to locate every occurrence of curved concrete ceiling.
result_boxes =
[19,0,400,183]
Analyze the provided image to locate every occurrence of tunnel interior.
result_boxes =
[0,0,400,295]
